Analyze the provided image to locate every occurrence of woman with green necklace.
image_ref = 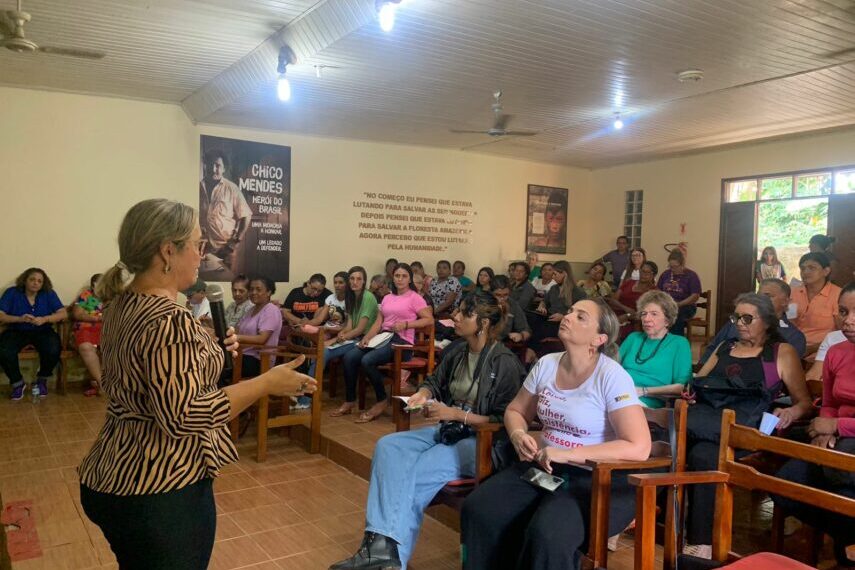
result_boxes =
[618,290,693,408]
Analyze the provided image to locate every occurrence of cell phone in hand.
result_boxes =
[521,467,564,492]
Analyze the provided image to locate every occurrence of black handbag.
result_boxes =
[686,375,773,443]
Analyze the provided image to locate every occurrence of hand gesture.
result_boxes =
[772,406,801,430]
[547,313,563,322]
[808,416,838,439]
[21,314,35,323]
[535,303,547,315]
[510,430,539,462]
[423,401,460,422]
[536,446,563,474]
[405,389,431,411]
[358,335,372,349]
[391,321,407,333]
[223,327,239,358]
[31,316,46,326]
[811,434,837,449]
[266,355,317,397]
[508,332,523,343]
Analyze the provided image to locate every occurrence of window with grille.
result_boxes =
[624,190,643,248]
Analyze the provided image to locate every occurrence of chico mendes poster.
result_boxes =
[198,135,291,282]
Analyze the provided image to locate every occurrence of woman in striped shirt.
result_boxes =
[78,199,316,570]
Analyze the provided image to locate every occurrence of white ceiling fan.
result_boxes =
[0,0,105,60]
[450,90,539,137]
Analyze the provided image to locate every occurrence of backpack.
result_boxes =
[686,342,780,443]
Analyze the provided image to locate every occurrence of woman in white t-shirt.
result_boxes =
[461,299,652,570]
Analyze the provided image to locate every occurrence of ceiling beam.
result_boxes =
[181,0,376,123]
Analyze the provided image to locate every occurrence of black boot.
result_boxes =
[329,532,402,569]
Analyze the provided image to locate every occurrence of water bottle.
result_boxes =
[31,382,40,403]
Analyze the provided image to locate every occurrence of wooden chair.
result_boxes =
[687,290,712,344]
[15,316,75,395]
[358,324,436,430]
[228,328,325,460]
[629,408,855,570]
[583,399,688,570]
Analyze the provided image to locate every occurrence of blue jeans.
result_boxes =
[343,334,410,403]
[365,425,476,568]
[300,342,360,407]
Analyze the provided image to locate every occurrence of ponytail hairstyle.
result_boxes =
[592,298,620,359]
[457,290,507,343]
[97,199,197,303]
[345,265,368,319]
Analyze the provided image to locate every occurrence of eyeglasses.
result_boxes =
[729,313,755,326]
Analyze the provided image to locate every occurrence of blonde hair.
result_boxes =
[97,199,197,302]
[592,299,620,359]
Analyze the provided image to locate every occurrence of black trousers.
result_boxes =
[461,461,636,570]
[0,328,61,385]
[671,305,697,337]
[773,438,855,565]
[81,478,216,570]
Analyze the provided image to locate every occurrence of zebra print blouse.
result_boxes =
[79,292,238,495]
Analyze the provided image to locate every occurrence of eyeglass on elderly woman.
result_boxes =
[729,313,756,326]
[175,239,207,256]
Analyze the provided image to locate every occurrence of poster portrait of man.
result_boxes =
[199,135,291,282]
[526,184,568,254]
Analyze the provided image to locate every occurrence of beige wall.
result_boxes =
[591,129,855,320]
[0,86,592,305]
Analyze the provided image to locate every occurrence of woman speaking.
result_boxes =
[78,199,316,569]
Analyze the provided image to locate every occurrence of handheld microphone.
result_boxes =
[206,284,233,375]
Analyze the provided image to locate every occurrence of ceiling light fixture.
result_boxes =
[377,0,402,32]
[613,114,624,130]
[676,69,704,83]
[277,45,296,102]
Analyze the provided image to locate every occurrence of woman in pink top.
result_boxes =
[351,263,434,423]
[774,281,855,566]
[235,276,283,378]
[791,252,841,356]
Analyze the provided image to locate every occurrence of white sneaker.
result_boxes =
[607,534,620,551]
[683,544,712,559]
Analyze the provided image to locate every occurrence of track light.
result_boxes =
[377,0,402,32]
[277,45,296,102]
[613,114,624,130]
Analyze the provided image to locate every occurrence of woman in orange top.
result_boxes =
[791,252,841,357]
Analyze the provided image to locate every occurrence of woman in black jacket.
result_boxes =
[329,291,526,570]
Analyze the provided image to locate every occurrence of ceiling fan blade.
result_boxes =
[0,16,12,37]
[38,45,106,59]
[502,130,540,136]
[449,129,489,134]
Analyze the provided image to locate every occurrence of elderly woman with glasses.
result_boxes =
[682,292,813,558]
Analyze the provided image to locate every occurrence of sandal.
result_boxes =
[84,383,100,397]
[355,403,387,424]
[329,403,355,417]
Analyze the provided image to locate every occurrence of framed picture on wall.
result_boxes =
[525,184,568,254]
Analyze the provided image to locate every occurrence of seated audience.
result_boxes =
[0,267,67,400]
[791,252,841,356]
[224,274,253,329]
[453,260,476,293]
[657,249,701,336]
[685,292,812,556]
[476,266,495,293]
[755,246,786,282]
[369,274,390,303]
[304,271,348,327]
[809,233,835,255]
[577,261,612,299]
[412,272,433,310]
[699,278,806,366]
[184,278,211,320]
[491,275,531,344]
[529,261,587,348]
[599,234,631,288]
[619,247,646,285]
[346,263,433,423]
[773,281,855,568]
[329,292,525,570]
[610,260,658,341]
[805,327,846,382]
[531,262,555,297]
[325,266,380,416]
[282,274,331,327]
[429,260,462,315]
[618,291,692,408]
[461,299,651,570]
[510,261,537,310]
[410,261,432,291]
[235,276,283,378]
[72,273,104,397]
[384,257,398,286]
[526,251,541,281]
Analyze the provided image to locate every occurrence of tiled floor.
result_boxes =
[0,380,835,570]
